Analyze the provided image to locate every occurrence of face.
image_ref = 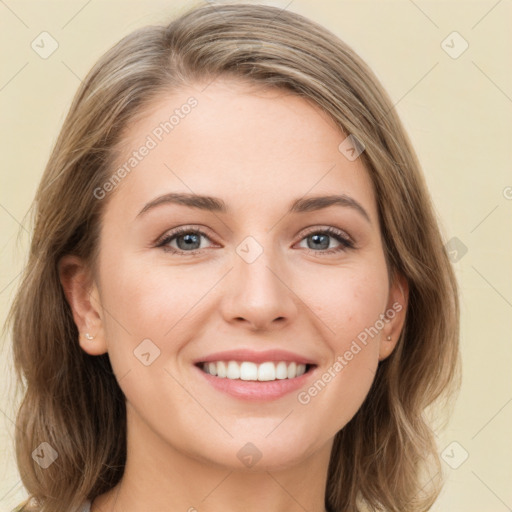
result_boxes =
[64,79,407,471]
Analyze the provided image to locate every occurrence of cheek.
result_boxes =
[95,251,163,370]
[95,254,199,411]
[298,264,388,428]
[309,263,389,352]
[96,249,217,380]
[99,250,201,333]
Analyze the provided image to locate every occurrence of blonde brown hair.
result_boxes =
[7,3,460,511]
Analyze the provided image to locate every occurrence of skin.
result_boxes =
[60,78,408,512]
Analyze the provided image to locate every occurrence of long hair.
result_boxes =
[7,3,460,511]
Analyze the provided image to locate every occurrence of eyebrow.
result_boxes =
[136,192,371,223]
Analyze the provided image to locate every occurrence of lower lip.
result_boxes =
[194,364,317,401]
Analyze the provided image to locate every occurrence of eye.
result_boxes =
[155,225,355,256]
[296,227,354,255]
[155,226,215,254]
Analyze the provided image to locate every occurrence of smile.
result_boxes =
[198,360,314,381]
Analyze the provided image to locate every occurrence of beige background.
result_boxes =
[1,0,511,510]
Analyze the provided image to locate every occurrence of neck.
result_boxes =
[92,404,333,512]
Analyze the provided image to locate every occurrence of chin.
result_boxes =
[192,430,324,472]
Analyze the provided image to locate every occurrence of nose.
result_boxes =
[219,242,298,332]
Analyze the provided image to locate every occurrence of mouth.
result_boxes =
[193,349,319,401]
[195,360,317,381]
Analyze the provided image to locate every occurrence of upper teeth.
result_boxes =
[201,361,307,381]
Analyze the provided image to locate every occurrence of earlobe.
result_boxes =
[379,272,409,361]
[58,254,108,356]
[378,334,399,361]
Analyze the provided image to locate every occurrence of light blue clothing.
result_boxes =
[13,499,91,512]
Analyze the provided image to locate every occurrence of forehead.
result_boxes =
[107,78,377,222]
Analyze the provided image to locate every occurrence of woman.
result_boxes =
[8,3,460,511]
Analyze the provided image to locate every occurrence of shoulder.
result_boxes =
[11,498,37,512]
[12,498,92,512]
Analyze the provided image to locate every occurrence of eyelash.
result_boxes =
[155,225,355,256]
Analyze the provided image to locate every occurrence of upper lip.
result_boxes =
[194,349,317,366]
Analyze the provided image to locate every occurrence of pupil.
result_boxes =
[175,233,331,251]
[309,233,329,250]
[178,233,200,250]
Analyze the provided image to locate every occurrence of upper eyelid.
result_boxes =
[156,224,215,241]
[157,225,354,248]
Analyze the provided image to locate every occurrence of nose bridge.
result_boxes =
[220,233,297,328]
[235,234,286,301]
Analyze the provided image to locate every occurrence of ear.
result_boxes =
[58,254,108,356]
[379,271,409,362]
